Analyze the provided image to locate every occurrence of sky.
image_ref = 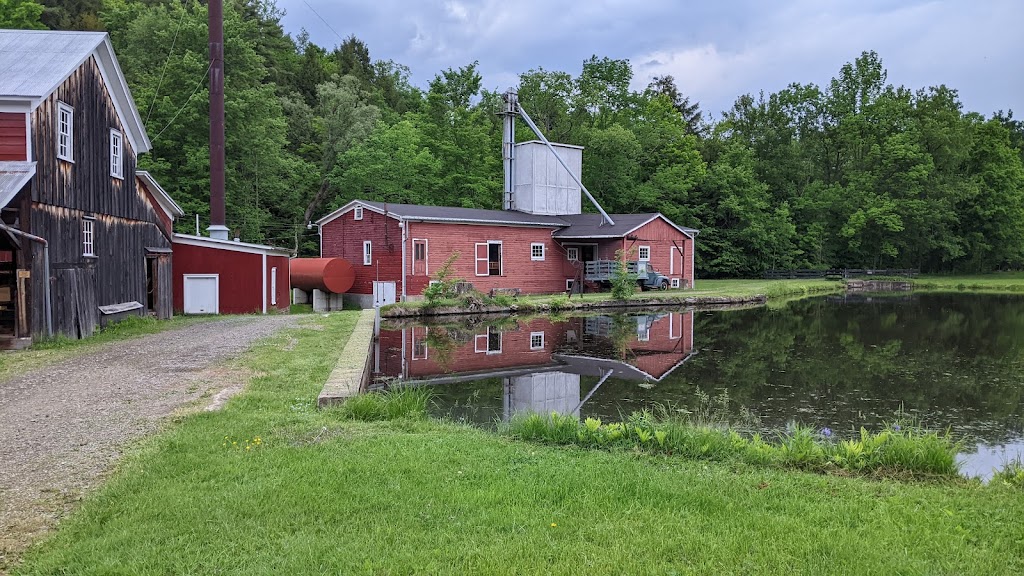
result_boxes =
[276,0,1023,119]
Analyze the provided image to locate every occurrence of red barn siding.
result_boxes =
[172,244,264,314]
[631,311,694,379]
[266,254,290,311]
[622,217,695,288]
[0,113,27,161]
[320,209,404,296]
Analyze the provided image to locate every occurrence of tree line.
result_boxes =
[4,0,1023,274]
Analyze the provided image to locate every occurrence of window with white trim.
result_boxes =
[566,279,575,291]
[638,245,650,261]
[57,101,74,162]
[354,206,363,220]
[530,331,545,350]
[109,129,123,179]
[638,327,650,342]
[566,247,579,261]
[671,278,681,289]
[82,217,95,256]
[363,240,372,265]
[531,243,545,261]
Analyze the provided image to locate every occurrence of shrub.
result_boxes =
[610,249,637,300]
[423,252,463,304]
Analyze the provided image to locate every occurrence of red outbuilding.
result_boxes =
[315,140,698,307]
[172,234,290,315]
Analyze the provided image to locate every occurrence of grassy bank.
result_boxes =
[0,315,211,382]
[383,278,842,316]
[914,272,1024,293]
[13,313,1024,575]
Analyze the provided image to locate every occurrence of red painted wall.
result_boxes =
[0,113,27,161]
[172,243,289,314]
[320,209,405,296]
[266,254,291,311]
[621,217,695,288]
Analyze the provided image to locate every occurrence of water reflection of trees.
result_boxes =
[650,294,1024,444]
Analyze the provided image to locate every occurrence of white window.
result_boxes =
[57,101,74,162]
[363,240,372,265]
[638,327,650,342]
[671,278,681,289]
[474,327,502,354]
[531,243,545,261]
[530,331,545,350]
[354,206,363,220]
[566,247,579,261]
[109,129,123,179]
[638,245,650,261]
[82,217,95,256]
[271,267,278,305]
[566,279,575,291]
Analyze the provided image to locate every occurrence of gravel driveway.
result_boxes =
[0,315,299,568]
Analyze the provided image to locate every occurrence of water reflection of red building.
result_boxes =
[375,312,695,419]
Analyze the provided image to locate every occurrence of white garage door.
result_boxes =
[183,274,219,314]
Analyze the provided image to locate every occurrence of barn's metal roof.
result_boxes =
[0,161,36,210]
[137,170,185,220]
[0,30,150,154]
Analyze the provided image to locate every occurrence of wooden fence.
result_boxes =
[764,269,918,280]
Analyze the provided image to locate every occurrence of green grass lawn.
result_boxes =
[914,271,1024,293]
[0,315,212,382]
[12,311,1024,575]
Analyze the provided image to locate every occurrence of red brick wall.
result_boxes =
[377,315,693,382]
[404,222,569,296]
[172,243,264,314]
[0,113,27,161]
[320,208,404,296]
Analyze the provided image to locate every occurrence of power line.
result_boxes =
[151,61,213,142]
[146,0,191,124]
[301,0,345,42]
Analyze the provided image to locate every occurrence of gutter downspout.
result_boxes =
[0,222,52,337]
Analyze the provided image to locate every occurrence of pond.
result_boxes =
[373,293,1024,479]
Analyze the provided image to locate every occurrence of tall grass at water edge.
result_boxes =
[506,405,961,478]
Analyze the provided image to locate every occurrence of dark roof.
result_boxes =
[317,200,699,238]
[552,213,698,239]
[346,200,567,227]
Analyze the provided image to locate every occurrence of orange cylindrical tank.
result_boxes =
[290,258,355,293]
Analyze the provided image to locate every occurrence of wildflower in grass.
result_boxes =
[820,427,832,439]
[892,424,901,432]
[550,523,557,528]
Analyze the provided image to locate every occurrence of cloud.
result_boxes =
[279,0,1024,116]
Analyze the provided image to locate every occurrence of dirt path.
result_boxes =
[0,315,299,569]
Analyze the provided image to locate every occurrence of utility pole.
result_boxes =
[207,0,229,240]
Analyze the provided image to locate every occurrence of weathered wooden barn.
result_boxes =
[316,141,698,307]
[0,30,173,347]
